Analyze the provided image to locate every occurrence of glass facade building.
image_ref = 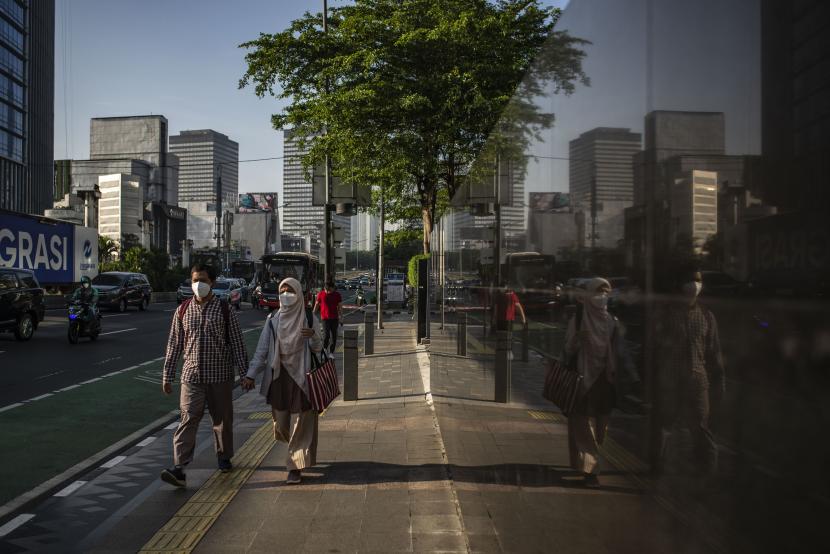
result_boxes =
[0,0,54,215]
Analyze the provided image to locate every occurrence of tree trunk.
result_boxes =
[422,207,433,254]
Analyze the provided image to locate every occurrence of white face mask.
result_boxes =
[589,293,608,310]
[192,281,211,299]
[682,281,703,299]
[279,292,298,307]
[82,282,90,289]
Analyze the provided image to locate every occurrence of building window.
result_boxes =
[0,46,23,79]
[0,17,23,53]
[0,0,24,27]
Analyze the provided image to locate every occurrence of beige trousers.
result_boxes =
[173,382,234,466]
[272,409,318,471]
[567,414,609,475]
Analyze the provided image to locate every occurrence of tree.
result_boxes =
[240,0,587,253]
[98,236,118,264]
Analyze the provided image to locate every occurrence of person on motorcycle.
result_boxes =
[356,284,365,306]
[72,276,100,319]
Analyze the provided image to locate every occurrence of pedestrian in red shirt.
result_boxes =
[313,280,343,353]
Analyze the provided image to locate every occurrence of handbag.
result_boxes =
[542,358,583,416]
[541,305,584,416]
[306,348,340,412]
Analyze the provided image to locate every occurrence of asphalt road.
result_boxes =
[0,301,269,409]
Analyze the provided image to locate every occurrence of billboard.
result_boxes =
[238,193,277,213]
[0,212,73,282]
[529,192,570,213]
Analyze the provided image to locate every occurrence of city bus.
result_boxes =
[503,252,560,314]
[230,260,256,284]
[255,252,321,311]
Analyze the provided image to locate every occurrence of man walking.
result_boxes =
[313,279,342,353]
[160,264,249,487]
[653,266,725,476]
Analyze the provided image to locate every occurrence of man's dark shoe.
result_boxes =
[584,474,601,489]
[161,466,186,488]
[286,469,302,484]
[218,458,232,473]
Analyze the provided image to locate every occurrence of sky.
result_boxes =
[54,0,569,204]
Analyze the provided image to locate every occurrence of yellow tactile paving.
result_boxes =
[139,421,274,553]
[527,409,565,423]
[246,411,271,420]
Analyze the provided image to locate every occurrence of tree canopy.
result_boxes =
[240,0,588,253]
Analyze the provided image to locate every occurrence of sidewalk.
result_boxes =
[110,319,716,553]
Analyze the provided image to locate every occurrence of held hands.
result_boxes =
[301,328,314,338]
[241,377,256,391]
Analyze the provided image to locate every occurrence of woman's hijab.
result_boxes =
[276,277,306,372]
[579,277,615,388]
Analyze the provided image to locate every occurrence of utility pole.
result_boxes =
[377,186,385,330]
[215,164,223,250]
[494,153,502,287]
[322,0,334,280]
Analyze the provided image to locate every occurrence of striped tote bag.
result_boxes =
[542,358,583,416]
[306,349,340,412]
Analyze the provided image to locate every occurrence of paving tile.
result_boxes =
[411,514,463,533]
[467,533,504,553]
[360,531,414,552]
[411,532,467,552]
[410,501,458,515]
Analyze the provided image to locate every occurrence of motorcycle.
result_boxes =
[67,301,102,344]
[356,288,366,306]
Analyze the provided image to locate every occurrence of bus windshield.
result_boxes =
[261,261,307,289]
[231,261,255,281]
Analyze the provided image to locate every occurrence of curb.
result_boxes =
[0,409,179,525]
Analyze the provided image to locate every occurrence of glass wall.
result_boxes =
[426,0,829,551]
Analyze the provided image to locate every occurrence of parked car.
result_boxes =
[176,279,193,305]
[0,268,45,341]
[92,272,153,312]
[212,279,242,310]
[335,279,346,290]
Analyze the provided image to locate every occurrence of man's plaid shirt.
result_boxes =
[655,301,725,391]
[163,296,249,384]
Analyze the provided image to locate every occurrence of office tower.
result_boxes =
[569,127,642,248]
[170,129,239,206]
[0,0,54,215]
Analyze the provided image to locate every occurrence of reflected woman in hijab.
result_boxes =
[243,277,322,484]
[563,277,621,488]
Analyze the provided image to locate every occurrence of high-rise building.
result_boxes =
[90,115,179,205]
[170,129,238,206]
[350,212,377,251]
[761,0,830,212]
[569,127,641,248]
[281,129,350,256]
[0,0,54,215]
[97,174,144,249]
[670,169,718,252]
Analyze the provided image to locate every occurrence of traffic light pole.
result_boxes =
[322,0,334,280]
[377,185,384,330]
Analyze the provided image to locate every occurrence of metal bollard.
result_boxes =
[457,312,467,357]
[521,322,529,362]
[344,329,359,401]
[364,311,375,355]
[494,330,512,403]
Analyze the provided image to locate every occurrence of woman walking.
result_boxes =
[563,277,620,488]
[243,278,322,484]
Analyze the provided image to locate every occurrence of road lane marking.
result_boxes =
[28,393,54,402]
[79,377,102,385]
[165,421,180,430]
[135,376,162,385]
[57,384,81,392]
[99,328,137,336]
[104,313,130,317]
[53,480,87,497]
[0,403,23,413]
[136,436,157,447]
[100,455,127,469]
[35,371,65,381]
[139,360,155,366]
[101,370,122,378]
[0,513,34,538]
